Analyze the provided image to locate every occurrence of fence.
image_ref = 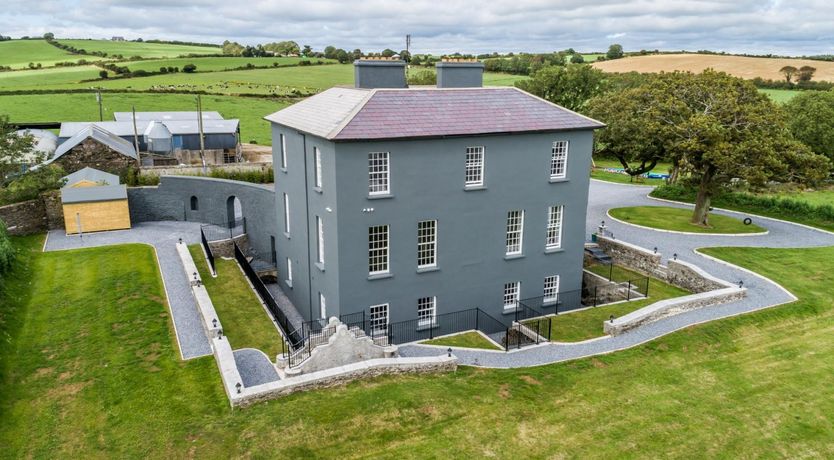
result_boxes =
[233,242,302,346]
[507,317,551,349]
[201,217,246,242]
[199,227,216,275]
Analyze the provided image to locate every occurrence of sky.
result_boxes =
[2,0,834,56]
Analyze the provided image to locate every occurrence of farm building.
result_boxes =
[11,129,58,173]
[47,124,138,177]
[58,111,241,166]
[60,167,131,234]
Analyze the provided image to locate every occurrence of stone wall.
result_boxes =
[0,199,47,235]
[666,259,733,293]
[207,234,249,258]
[140,162,271,177]
[52,138,139,178]
[42,191,64,230]
[595,235,662,277]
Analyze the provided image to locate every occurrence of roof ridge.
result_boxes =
[509,86,606,128]
[327,88,377,139]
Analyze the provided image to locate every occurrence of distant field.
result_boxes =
[126,56,335,73]
[0,65,108,88]
[759,88,801,103]
[54,39,220,58]
[580,53,604,62]
[593,53,834,82]
[0,40,90,69]
[0,93,290,145]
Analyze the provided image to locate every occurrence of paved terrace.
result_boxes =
[399,179,834,367]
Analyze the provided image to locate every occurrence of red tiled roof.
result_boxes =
[332,87,603,140]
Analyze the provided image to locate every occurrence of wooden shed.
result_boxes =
[61,167,131,234]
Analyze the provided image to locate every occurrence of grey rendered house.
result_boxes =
[265,59,603,331]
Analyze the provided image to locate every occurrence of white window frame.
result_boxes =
[417,296,436,327]
[368,225,389,275]
[314,146,322,189]
[369,303,389,336]
[546,205,564,250]
[505,210,525,256]
[417,219,437,269]
[503,282,521,311]
[543,275,560,303]
[282,193,290,235]
[368,152,390,196]
[280,134,287,169]
[316,215,324,265]
[319,292,327,319]
[286,257,293,284]
[550,140,569,179]
[464,146,484,187]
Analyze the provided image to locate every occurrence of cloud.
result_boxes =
[2,0,834,55]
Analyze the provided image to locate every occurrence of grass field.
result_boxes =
[54,39,220,58]
[188,245,282,357]
[580,53,604,62]
[0,92,290,145]
[591,158,670,186]
[0,39,88,69]
[609,206,767,234]
[125,56,335,73]
[420,331,501,350]
[593,53,834,82]
[759,88,802,103]
[5,236,834,456]
[764,188,834,207]
[0,65,109,88]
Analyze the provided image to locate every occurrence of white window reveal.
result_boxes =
[417,219,437,269]
[280,134,287,169]
[546,205,564,249]
[319,293,327,319]
[368,151,390,195]
[368,225,389,275]
[286,257,293,284]
[543,275,560,303]
[417,296,436,327]
[465,146,484,187]
[370,303,389,336]
[503,282,521,310]
[314,146,323,189]
[505,210,525,255]
[316,215,324,265]
[550,140,568,179]
[282,193,290,235]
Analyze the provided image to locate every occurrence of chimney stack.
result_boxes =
[354,57,407,89]
[436,58,484,88]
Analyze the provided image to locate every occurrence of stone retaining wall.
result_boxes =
[140,162,271,177]
[595,235,661,276]
[0,199,47,235]
[666,259,732,293]
[207,234,249,258]
[42,191,64,230]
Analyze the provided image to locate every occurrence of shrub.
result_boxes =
[0,219,13,275]
[182,64,197,73]
[207,168,273,184]
[0,166,65,206]
[98,70,108,79]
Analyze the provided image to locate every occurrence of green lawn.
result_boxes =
[764,187,834,207]
[759,88,801,104]
[54,39,220,58]
[5,236,834,456]
[0,39,89,69]
[581,53,604,62]
[0,92,290,145]
[420,331,502,350]
[609,206,767,234]
[188,245,283,357]
[0,65,110,88]
[591,158,670,186]
[125,56,335,73]
[550,265,690,342]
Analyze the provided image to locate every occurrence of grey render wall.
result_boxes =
[436,62,485,88]
[175,133,238,150]
[353,60,407,89]
[128,175,278,261]
[332,131,594,324]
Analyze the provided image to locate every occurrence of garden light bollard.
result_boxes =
[236,382,242,394]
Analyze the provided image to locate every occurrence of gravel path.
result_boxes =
[234,349,280,386]
[44,221,212,360]
[399,180,834,367]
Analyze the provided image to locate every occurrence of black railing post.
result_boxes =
[593,285,598,307]
[645,277,650,297]
[475,309,479,332]
[608,262,613,281]
[627,280,632,301]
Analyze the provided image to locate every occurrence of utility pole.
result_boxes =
[197,95,207,174]
[131,105,140,162]
[96,91,103,121]
[405,34,411,81]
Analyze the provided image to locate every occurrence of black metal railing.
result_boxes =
[199,227,216,275]
[508,317,551,349]
[233,242,301,345]
[201,217,247,242]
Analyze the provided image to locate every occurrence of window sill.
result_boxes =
[504,253,525,261]
[315,262,325,272]
[463,185,487,191]
[416,322,439,332]
[367,193,394,200]
[284,280,293,289]
[313,187,323,194]
[502,306,521,315]
[544,247,564,254]
[416,265,439,274]
[280,167,288,174]
[549,177,569,184]
[283,232,290,239]
[367,272,393,281]
[542,299,561,307]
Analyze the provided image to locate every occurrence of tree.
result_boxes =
[99,70,108,78]
[570,54,585,64]
[182,63,197,73]
[785,91,834,163]
[798,65,816,82]
[334,49,350,64]
[221,40,245,56]
[381,48,396,58]
[515,64,608,112]
[408,69,436,85]
[43,32,54,40]
[263,40,300,56]
[590,70,830,226]
[352,48,362,60]
[0,219,14,276]
[323,46,337,60]
[399,50,411,62]
[302,45,313,57]
[0,116,37,179]
[779,65,797,83]
[606,44,624,60]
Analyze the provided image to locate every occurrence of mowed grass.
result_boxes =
[765,187,834,207]
[5,237,834,456]
[0,39,86,69]
[420,331,502,350]
[609,206,767,234]
[0,65,109,88]
[126,56,335,73]
[591,158,670,186]
[0,92,291,145]
[54,39,220,58]
[759,88,802,103]
[188,245,283,357]
[550,265,690,342]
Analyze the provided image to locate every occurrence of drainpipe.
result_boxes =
[300,132,314,322]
